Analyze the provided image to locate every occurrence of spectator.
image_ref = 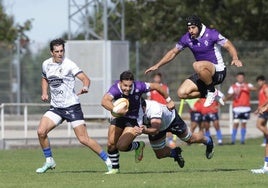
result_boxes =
[256,75,268,147]
[225,72,256,144]
[199,92,224,145]
[185,98,203,133]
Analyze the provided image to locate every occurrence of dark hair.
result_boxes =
[50,38,65,52]
[256,75,266,81]
[236,72,245,76]
[186,15,202,31]
[153,72,162,78]
[120,71,134,81]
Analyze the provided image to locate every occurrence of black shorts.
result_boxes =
[190,111,202,123]
[233,110,251,120]
[148,111,187,141]
[258,111,268,120]
[202,113,219,122]
[48,104,84,122]
[188,68,226,97]
[110,117,138,129]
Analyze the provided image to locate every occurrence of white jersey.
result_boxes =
[42,57,82,108]
[145,100,176,131]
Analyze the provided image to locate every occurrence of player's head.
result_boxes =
[236,72,245,83]
[152,72,162,84]
[50,38,65,63]
[256,75,266,87]
[50,38,65,52]
[186,15,202,38]
[119,71,135,96]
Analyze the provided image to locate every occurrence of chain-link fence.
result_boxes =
[0,41,267,114]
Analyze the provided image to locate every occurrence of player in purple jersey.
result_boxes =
[101,71,176,174]
[36,38,112,174]
[145,15,242,107]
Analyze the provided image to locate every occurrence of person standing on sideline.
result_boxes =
[145,15,242,107]
[185,98,203,133]
[140,99,214,168]
[251,97,268,174]
[225,72,256,145]
[147,72,176,148]
[255,75,268,146]
[101,71,176,174]
[36,38,112,174]
[200,97,223,145]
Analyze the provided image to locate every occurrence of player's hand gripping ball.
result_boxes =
[111,98,129,117]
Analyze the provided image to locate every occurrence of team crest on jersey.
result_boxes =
[48,76,63,88]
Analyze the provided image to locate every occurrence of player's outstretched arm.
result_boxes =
[144,47,180,74]
[223,40,243,67]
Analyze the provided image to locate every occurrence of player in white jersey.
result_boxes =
[36,38,112,174]
[137,99,214,168]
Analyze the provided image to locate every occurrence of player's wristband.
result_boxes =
[83,86,89,91]
[165,96,172,103]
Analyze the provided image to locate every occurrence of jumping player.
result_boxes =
[145,15,242,107]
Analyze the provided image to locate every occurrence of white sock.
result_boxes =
[46,157,54,163]
[105,158,112,166]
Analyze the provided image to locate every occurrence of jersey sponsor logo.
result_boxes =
[53,89,64,96]
[48,76,63,88]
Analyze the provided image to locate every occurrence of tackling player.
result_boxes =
[140,99,214,167]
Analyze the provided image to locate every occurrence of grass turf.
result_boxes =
[0,137,268,188]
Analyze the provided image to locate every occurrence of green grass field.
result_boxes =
[1,137,268,188]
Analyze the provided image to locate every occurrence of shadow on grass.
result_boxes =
[184,168,247,173]
[53,168,247,174]
[54,170,104,174]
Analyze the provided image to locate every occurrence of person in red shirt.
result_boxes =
[185,98,203,133]
[199,91,224,145]
[251,75,268,174]
[147,72,169,104]
[225,72,256,144]
[147,72,176,148]
[256,75,268,146]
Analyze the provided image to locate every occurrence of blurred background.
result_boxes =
[1,0,268,113]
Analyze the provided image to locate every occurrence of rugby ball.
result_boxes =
[111,98,129,117]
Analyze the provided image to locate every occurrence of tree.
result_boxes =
[0,1,32,104]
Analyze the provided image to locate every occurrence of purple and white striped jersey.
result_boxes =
[176,25,227,71]
[107,80,150,119]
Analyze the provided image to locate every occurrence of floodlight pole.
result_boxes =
[68,0,125,40]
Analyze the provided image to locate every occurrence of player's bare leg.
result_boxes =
[177,79,201,99]
[179,128,214,159]
[74,124,113,173]
[193,61,215,86]
[106,125,123,174]
[74,124,102,154]
[36,117,57,173]
[116,127,145,163]
[150,136,184,168]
